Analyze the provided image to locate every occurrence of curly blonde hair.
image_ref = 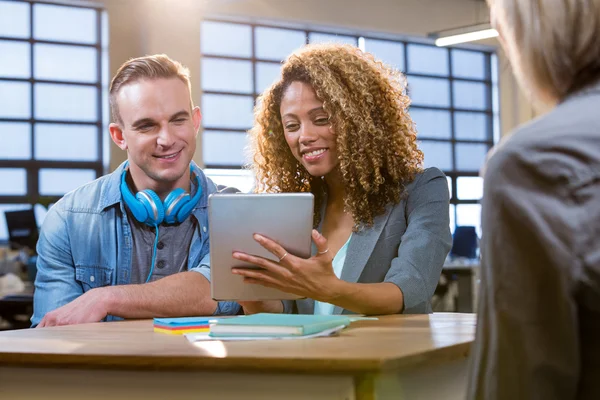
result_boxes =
[248,43,423,230]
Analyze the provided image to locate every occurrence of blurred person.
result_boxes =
[468,1,600,399]
[32,54,238,327]
[233,44,452,316]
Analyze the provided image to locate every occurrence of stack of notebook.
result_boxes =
[208,313,353,338]
[153,317,217,335]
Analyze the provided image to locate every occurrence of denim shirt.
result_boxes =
[31,161,240,327]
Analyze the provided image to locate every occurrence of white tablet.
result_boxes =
[208,193,314,301]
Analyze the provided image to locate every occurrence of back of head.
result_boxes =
[492,0,600,104]
[109,54,192,124]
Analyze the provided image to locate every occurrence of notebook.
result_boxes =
[208,313,352,337]
[187,325,346,342]
[153,316,219,335]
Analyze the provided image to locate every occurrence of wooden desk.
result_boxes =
[0,313,475,400]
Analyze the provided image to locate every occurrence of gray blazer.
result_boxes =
[468,81,600,400]
[286,167,452,315]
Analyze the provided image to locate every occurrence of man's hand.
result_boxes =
[35,272,221,327]
[37,287,113,328]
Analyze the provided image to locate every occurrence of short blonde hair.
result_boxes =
[492,0,600,102]
[109,54,192,124]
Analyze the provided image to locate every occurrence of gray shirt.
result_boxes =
[467,82,600,399]
[127,207,197,284]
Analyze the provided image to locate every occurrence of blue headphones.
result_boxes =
[120,162,203,226]
[120,162,203,283]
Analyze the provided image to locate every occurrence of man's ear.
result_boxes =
[109,123,128,150]
[192,106,202,136]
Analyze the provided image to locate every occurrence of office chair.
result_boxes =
[450,225,478,260]
[4,209,38,252]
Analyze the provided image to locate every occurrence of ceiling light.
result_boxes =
[429,23,498,47]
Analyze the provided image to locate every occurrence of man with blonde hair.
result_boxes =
[32,54,239,327]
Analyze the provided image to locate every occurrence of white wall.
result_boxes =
[95,0,534,171]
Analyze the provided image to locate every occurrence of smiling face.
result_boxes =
[280,81,339,178]
[109,77,201,194]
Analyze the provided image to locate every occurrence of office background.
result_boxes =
[0,0,538,243]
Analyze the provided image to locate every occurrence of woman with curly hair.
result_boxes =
[231,43,452,315]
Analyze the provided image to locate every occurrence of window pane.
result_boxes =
[33,203,48,228]
[453,81,488,110]
[101,9,109,48]
[202,94,253,129]
[255,27,305,60]
[0,168,27,195]
[363,39,404,71]
[457,176,483,200]
[492,77,500,115]
[419,140,452,170]
[449,204,456,234]
[408,76,450,107]
[411,108,451,139]
[491,53,499,84]
[256,62,282,93]
[201,21,251,58]
[407,44,448,76]
[452,50,486,80]
[201,58,252,94]
[0,81,31,119]
[0,122,31,160]
[493,114,500,143]
[0,41,30,78]
[204,168,254,194]
[35,83,98,121]
[34,44,97,83]
[35,124,98,161]
[309,33,356,46]
[33,4,97,44]
[203,131,249,167]
[39,168,96,196]
[454,112,489,141]
[0,0,29,38]
[447,176,452,199]
[456,204,482,237]
[455,143,489,172]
